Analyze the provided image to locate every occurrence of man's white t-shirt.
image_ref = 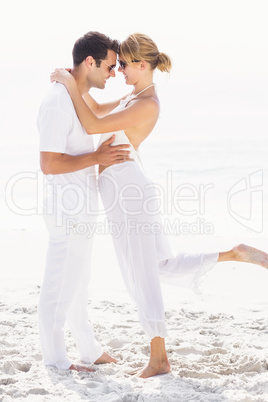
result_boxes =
[37,83,98,223]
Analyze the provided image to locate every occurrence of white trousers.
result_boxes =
[98,162,218,340]
[38,212,103,369]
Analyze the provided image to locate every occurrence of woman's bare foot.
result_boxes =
[94,352,117,365]
[132,336,170,378]
[135,358,171,378]
[232,244,268,268]
[218,244,268,269]
[69,364,94,373]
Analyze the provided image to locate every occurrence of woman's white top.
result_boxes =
[97,84,155,162]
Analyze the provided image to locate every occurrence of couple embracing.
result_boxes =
[38,31,268,378]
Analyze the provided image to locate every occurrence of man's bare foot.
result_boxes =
[134,359,171,378]
[94,352,117,365]
[69,364,94,373]
[232,244,268,269]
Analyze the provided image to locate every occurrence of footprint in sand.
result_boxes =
[176,347,203,356]
[86,381,110,393]
[0,348,19,356]
[28,388,49,395]
[16,362,32,372]
[0,320,16,328]
[0,340,16,347]
[2,361,31,375]
[86,381,101,388]
[3,361,17,375]
[0,378,17,385]
[106,339,126,349]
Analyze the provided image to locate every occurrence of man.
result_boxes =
[37,31,130,372]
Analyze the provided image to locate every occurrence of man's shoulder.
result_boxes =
[39,83,73,114]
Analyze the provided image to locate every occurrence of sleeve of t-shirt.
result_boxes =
[39,108,72,153]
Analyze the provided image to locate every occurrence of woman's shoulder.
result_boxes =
[127,95,160,111]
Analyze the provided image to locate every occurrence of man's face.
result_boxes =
[89,49,117,89]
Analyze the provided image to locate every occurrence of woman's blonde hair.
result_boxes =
[120,33,172,73]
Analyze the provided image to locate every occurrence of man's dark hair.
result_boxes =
[72,31,119,67]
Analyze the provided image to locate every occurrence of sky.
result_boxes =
[0,0,267,149]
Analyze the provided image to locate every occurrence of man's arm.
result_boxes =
[40,135,130,175]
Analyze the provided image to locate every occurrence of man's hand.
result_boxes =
[95,135,131,166]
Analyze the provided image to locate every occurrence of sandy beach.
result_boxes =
[1,221,268,401]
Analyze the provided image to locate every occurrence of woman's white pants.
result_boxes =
[38,213,103,369]
[98,162,218,340]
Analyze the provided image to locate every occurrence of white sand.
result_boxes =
[1,224,268,402]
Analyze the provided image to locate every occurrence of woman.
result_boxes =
[51,33,268,378]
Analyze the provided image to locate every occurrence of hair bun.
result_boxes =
[157,52,172,73]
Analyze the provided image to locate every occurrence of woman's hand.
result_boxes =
[50,68,76,91]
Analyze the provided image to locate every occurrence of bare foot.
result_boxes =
[233,244,268,269]
[94,352,117,365]
[134,359,171,378]
[69,364,94,373]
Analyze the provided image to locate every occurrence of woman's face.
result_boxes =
[118,55,141,86]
